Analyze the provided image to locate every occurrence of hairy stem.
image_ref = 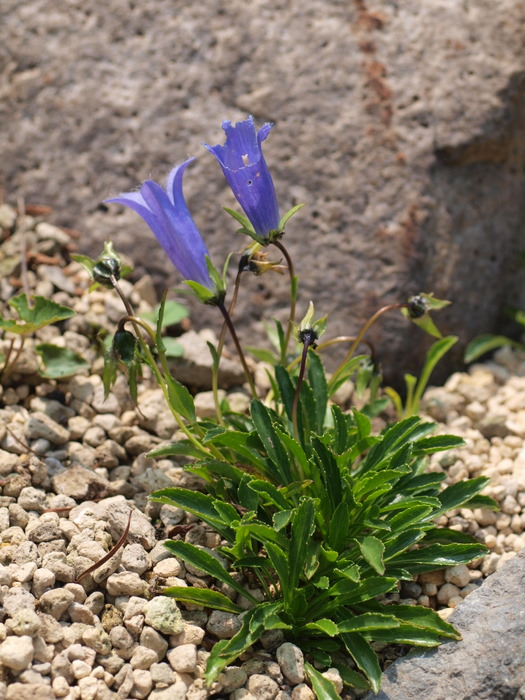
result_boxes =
[272,239,297,362]
[329,303,406,391]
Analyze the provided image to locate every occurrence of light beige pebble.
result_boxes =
[170,623,206,647]
[121,543,151,575]
[140,625,168,659]
[167,643,198,673]
[322,667,343,693]
[148,679,188,699]
[27,412,70,445]
[124,596,148,620]
[109,625,135,650]
[106,572,148,597]
[247,673,280,699]
[71,658,92,680]
[447,595,464,608]
[231,691,257,700]
[444,564,471,587]
[7,607,41,637]
[82,626,112,654]
[52,676,70,697]
[0,634,34,670]
[291,684,315,700]
[150,661,175,685]
[132,668,154,699]
[153,558,182,578]
[130,645,159,670]
[39,588,75,620]
[437,582,461,605]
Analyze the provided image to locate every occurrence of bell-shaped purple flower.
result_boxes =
[204,116,280,243]
[104,158,214,291]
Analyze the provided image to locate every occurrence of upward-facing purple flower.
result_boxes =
[204,116,280,244]
[104,158,213,291]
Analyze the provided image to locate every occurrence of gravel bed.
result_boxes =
[0,203,524,698]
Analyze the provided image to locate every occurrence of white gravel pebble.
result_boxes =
[0,634,34,670]
[167,643,198,673]
[144,596,184,635]
[206,610,242,639]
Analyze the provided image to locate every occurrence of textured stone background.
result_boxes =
[2,0,525,381]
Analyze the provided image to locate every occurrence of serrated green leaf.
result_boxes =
[165,373,196,423]
[464,334,522,363]
[359,536,385,575]
[434,477,490,517]
[303,619,339,636]
[163,586,242,613]
[304,662,340,700]
[341,631,381,693]
[163,540,257,603]
[337,613,401,633]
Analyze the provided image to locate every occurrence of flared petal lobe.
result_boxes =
[204,116,280,242]
[105,159,213,290]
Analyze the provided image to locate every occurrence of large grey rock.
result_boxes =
[364,549,525,700]
[1,1,524,380]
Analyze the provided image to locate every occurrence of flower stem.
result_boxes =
[212,270,243,424]
[272,239,297,363]
[329,303,405,392]
[218,302,256,397]
[291,331,315,454]
[0,337,25,382]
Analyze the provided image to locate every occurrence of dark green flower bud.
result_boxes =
[407,295,427,319]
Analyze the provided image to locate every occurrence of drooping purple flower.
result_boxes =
[204,116,280,243]
[104,158,213,290]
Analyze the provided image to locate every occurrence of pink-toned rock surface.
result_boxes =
[2,0,524,380]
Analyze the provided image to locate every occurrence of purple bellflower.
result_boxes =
[204,116,280,244]
[104,159,217,297]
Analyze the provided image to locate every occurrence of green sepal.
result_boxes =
[278,203,305,230]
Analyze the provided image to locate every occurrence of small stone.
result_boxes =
[121,543,150,575]
[247,673,280,699]
[132,669,153,699]
[144,596,184,635]
[68,602,96,625]
[140,625,168,659]
[0,635,34,670]
[276,642,306,684]
[130,645,159,670]
[8,608,41,637]
[322,667,343,693]
[150,661,175,684]
[206,610,242,639]
[167,643,197,673]
[106,572,148,597]
[32,568,56,598]
[170,623,205,646]
[291,684,315,700]
[218,666,248,693]
[82,625,112,654]
[437,582,461,605]
[5,683,55,700]
[71,658,92,679]
[153,557,182,578]
[444,564,471,587]
[39,588,75,620]
[27,412,70,445]
[52,465,109,501]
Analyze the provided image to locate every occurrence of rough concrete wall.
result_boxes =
[1,0,524,380]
